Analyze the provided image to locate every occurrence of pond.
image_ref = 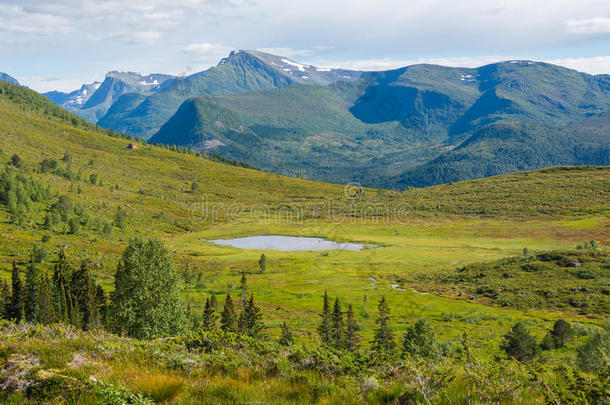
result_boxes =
[205,235,367,251]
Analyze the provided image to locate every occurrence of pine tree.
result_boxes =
[345,303,360,352]
[8,261,24,322]
[0,280,9,319]
[67,292,82,328]
[501,322,538,362]
[71,260,95,329]
[210,293,218,308]
[94,285,108,329]
[201,297,217,331]
[39,273,54,324]
[330,298,344,349]
[550,319,573,348]
[220,293,237,333]
[372,296,395,355]
[24,259,41,323]
[243,294,264,338]
[318,290,331,345]
[258,253,267,273]
[240,271,248,305]
[279,321,293,346]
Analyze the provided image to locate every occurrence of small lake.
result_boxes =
[205,235,367,251]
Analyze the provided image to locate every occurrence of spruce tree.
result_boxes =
[24,259,41,323]
[330,298,344,349]
[345,303,360,352]
[8,261,24,322]
[258,253,267,273]
[240,271,248,305]
[279,321,293,346]
[0,280,9,319]
[39,274,54,324]
[210,293,218,308]
[220,293,237,333]
[71,260,95,329]
[201,297,217,331]
[372,296,395,355]
[318,290,331,345]
[243,294,264,338]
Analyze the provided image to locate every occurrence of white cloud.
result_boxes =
[130,31,164,44]
[310,55,610,75]
[256,48,314,58]
[566,17,610,35]
[545,56,610,74]
[0,6,74,34]
[183,43,234,61]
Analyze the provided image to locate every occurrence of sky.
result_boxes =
[1,0,609,92]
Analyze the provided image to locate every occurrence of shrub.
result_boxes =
[402,318,442,360]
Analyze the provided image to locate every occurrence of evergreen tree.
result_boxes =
[109,238,188,339]
[71,260,95,330]
[279,321,293,346]
[201,297,217,331]
[7,261,24,321]
[24,259,41,323]
[210,293,218,308]
[258,253,267,273]
[220,293,237,333]
[39,273,54,324]
[67,292,82,328]
[94,285,109,329]
[550,319,573,348]
[372,296,395,355]
[0,280,9,319]
[240,271,248,305]
[242,294,264,338]
[330,298,344,349]
[51,260,70,323]
[345,303,360,352]
[318,290,331,345]
[402,318,442,360]
[501,322,539,362]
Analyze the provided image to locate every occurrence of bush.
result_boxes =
[577,332,610,373]
[402,319,442,360]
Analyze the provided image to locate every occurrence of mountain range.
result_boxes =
[0,73,21,86]
[41,51,610,188]
[44,71,175,122]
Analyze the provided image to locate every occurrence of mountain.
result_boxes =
[45,71,175,122]
[43,81,101,110]
[150,59,610,187]
[0,72,20,86]
[96,50,362,139]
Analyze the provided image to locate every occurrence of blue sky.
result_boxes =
[1,0,609,92]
